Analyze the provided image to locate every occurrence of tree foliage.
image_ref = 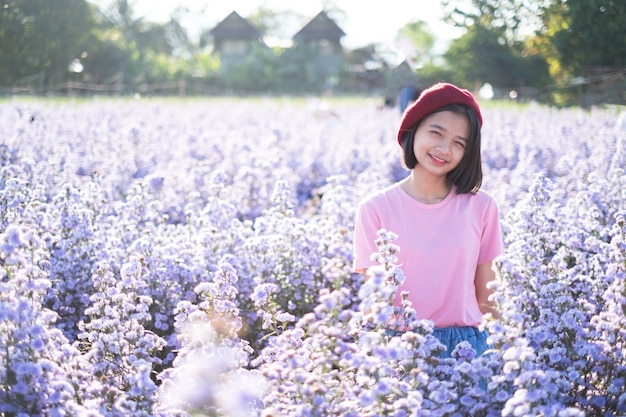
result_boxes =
[539,0,626,74]
[397,21,436,68]
[90,0,191,89]
[0,0,97,87]
[444,25,550,90]
[441,0,551,91]
[443,0,527,41]
[443,0,626,79]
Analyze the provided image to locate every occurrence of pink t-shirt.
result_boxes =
[353,183,503,327]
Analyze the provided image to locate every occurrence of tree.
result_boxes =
[90,0,191,91]
[0,0,98,89]
[444,24,550,92]
[538,0,626,75]
[80,28,132,85]
[438,0,550,94]
[442,0,531,42]
[396,20,436,68]
[443,0,626,84]
[96,0,142,43]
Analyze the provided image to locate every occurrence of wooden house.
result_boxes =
[293,11,345,54]
[208,10,346,88]
[292,11,346,82]
[209,11,263,68]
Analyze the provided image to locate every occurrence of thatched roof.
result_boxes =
[210,11,261,39]
[293,11,345,41]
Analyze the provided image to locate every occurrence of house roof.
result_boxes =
[293,10,346,41]
[210,11,261,39]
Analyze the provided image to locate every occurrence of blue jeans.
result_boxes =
[433,326,490,358]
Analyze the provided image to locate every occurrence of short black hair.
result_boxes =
[399,103,483,194]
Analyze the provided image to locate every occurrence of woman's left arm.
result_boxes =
[475,261,498,319]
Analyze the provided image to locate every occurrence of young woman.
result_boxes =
[353,82,503,358]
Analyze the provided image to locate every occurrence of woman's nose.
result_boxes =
[437,138,452,153]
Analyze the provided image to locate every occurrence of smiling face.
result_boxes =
[412,110,470,177]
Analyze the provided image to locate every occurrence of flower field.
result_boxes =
[0,96,625,416]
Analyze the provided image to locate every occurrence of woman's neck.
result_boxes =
[400,170,452,204]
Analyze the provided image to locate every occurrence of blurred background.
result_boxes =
[1,0,624,106]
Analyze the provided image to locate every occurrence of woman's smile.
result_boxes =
[428,152,448,166]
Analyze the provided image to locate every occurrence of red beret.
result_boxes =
[397,82,483,144]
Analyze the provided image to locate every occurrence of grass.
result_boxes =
[1,92,581,114]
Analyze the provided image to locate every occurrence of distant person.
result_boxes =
[353,82,503,359]
[398,85,421,114]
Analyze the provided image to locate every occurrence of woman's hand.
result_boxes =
[475,261,498,319]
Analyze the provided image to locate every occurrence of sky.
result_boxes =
[124,0,461,51]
